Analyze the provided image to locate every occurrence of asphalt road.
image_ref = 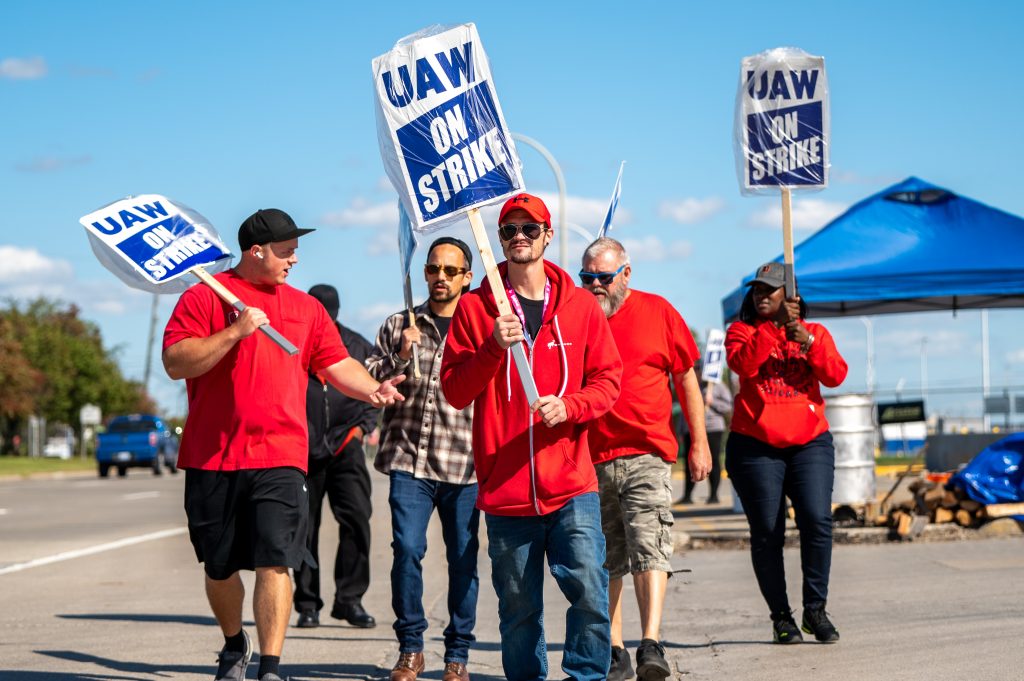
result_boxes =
[1,468,1021,680]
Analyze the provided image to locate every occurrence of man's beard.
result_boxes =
[507,240,544,264]
[595,285,627,317]
[430,285,458,303]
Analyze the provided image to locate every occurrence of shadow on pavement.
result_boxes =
[57,613,222,627]
[0,674,147,681]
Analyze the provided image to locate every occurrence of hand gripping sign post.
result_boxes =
[374,23,538,404]
[735,47,829,297]
[79,194,298,355]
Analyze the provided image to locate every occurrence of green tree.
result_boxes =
[0,298,154,452]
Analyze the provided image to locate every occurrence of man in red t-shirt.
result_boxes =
[581,237,711,681]
[162,208,405,681]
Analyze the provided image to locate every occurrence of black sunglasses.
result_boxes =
[425,263,467,277]
[578,263,626,287]
[498,222,546,241]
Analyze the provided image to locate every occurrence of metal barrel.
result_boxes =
[825,394,877,505]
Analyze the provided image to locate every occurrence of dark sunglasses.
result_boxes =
[425,263,467,277]
[578,263,626,287]
[498,222,546,241]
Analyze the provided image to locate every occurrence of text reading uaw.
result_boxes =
[382,41,514,218]
[90,201,220,280]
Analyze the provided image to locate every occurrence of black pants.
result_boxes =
[682,430,724,501]
[725,431,835,615]
[293,439,373,613]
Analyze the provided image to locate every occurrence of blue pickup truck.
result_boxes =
[95,414,178,477]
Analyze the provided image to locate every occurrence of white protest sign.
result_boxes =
[373,23,524,233]
[736,47,829,194]
[701,329,726,384]
[80,195,296,355]
[80,194,232,292]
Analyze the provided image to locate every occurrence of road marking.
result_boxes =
[121,491,161,501]
[0,527,187,577]
[0,508,8,516]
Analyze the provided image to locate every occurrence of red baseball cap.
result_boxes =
[498,193,551,227]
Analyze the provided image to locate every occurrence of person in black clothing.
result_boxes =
[293,284,380,629]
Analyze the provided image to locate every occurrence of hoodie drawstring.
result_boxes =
[553,315,568,398]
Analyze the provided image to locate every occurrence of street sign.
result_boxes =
[877,400,926,425]
[80,404,102,426]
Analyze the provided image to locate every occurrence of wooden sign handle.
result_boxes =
[781,186,797,299]
[466,208,540,404]
[192,267,298,355]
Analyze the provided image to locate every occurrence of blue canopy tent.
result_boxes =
[722,177,1024,321]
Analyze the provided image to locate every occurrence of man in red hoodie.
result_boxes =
[441,193,622,681]
[581,237,711,681]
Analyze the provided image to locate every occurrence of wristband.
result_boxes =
[801,333,816,353]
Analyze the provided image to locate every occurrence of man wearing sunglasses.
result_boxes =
[581,237,711,681]
[366,237,478,681]
[441,193,623,681]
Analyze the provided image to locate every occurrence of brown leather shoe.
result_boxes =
[442,661,470,681]
[390,652,425,681]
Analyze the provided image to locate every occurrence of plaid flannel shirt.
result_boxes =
[366,302,475,484]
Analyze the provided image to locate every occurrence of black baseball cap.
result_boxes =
[428,236,473,270]
[238,208,314,250]
[747,261,786,289]
[308,284,339,321]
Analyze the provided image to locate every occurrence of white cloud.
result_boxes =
[832,169,902,186]
[1005,349,1024,365]
[319,198,398,228]
[748,198,847,231]
[658,197,726,225]
[533,191,632,232]
[375,176,395,193]
[15,155,92,173]
[366,231,398,256]
[0,56,47,80]
[620,236,694,262]
[876,329,968,359]
[0,245,148,316]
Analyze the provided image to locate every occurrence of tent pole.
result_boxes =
[982,309,990,432]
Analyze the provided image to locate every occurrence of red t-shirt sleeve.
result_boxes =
[308,303,348,374]
[668,305,698,375]
[163,284,218,350]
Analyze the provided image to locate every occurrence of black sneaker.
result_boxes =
[295,610,319,628]
[635,638,671,681]
[215,630,252,680]
[608,645,635,681]
[802,605,840,643]
[771,611,803,645]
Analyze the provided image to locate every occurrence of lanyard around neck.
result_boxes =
[504,277,550,348]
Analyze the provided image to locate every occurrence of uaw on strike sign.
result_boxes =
[374,23,523,232]
[80,195,232,292]
[737,48,829,193]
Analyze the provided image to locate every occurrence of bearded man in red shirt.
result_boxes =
[581,237,711,681]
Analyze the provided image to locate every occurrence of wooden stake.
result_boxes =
[402,274,422,379]
[781,186,796,298]
[193,267,297,355]
[466,208,540,404]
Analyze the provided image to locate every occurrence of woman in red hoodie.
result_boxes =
[725,262,848,646]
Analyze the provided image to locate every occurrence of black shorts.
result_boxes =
[184,467,311,580]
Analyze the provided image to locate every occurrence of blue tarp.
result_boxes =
[722,177,1024,322]
[948,433,1024,520]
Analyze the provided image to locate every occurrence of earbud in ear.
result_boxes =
[256,251,264,260]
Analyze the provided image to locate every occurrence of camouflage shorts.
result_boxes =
[595,453,674,579]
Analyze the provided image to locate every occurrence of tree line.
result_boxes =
[0,298,155,455]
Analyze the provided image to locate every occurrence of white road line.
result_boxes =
[121,491,161,501]
[0,527,187,576]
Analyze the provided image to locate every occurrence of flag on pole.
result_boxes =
[397,201,418,279]
[598,161,625,238]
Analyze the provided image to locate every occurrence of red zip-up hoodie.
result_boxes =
[440,261,622,516]
[726,318,848,448]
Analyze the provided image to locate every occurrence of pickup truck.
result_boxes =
[95,414,178,477]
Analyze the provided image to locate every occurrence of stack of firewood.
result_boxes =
[884,478,1024,537]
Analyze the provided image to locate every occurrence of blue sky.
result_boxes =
[3,1,1023,422]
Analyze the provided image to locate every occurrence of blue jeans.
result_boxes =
[388,471,480,662]
[486,492,609,681]
[726,431,835,615]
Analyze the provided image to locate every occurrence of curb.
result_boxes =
[675,518,1023,551]
[0,470,98,482]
